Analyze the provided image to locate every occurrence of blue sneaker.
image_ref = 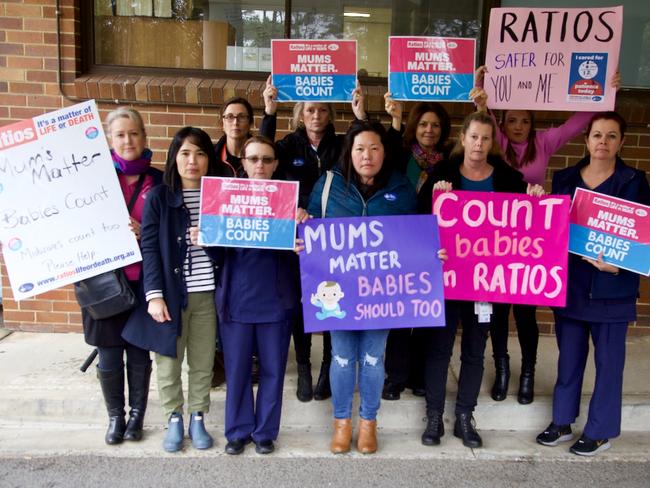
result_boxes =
[163,412,184,453]
[189,412,214,450]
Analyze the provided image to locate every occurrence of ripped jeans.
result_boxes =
[330,329,389,420]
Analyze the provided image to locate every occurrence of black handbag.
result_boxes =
[74,174,145,320]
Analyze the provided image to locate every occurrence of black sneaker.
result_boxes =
[570,435,610,456]
[536,422,573,446]
[381,381,404,401]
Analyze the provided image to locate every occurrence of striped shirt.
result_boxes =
[182,189,216,293]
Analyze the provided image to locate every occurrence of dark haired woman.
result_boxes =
[381,95,453,400]
[537,112,650,456]
[193,136,299,456]
[88,107,162,445]
[214,97,255,176]
[123,127,220,453]
[259,77,368,403]
[307,121,417,454]
[417,111,544,449]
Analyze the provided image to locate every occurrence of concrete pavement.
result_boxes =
[1,329,649,461]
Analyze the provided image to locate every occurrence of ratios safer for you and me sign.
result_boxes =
[298,215,445,333]
[485,6,623,111]
[272,40,357,102]
[432,191,571,306]
[568,188,650,276]
[389,36,476,102]
[198,177,299,250]
[0,100,141,300]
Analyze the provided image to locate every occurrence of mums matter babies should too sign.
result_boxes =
[0,100,141,300]
[298,215,445,333]
[432,191,571,306]
[485,6,623,111]
[198,177,298,250]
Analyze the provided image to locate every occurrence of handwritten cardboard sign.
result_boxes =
[485,6,623,111]
[0,100,142,300]
[199,177,299,250]
[388,36,476,102]
[298,215,445,333]
[432,190,571,306]
[569,188,650,276]
[272,39,357,102]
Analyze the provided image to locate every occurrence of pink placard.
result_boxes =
[485,7,623,111]
[432,190,571,306]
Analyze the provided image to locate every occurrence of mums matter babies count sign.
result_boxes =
[432,191,571,306]
[0,100,141,300]
[272,40,357,102]
[298,215,445,333]
[485,6,623,111]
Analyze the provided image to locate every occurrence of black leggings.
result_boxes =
[97,344,150,371]
[489,304,539,365]
[292,308,331,366]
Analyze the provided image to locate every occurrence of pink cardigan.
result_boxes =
[494,111,594,186]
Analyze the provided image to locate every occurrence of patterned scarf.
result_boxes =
[410,144,444,192]
[112,148,152,175]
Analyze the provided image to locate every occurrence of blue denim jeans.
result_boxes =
[330,329,389,420]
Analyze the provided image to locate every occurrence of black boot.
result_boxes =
[453,413,482,448]
[123,361,151,441]
[211,350,226,388]
[313,361,331,400]
[421,411,444,446]
[296,363,313,402]
[97,367,126,445]
[490,357,510,401]
[517,362,535,405]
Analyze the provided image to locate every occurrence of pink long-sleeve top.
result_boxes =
[494,111,594,186]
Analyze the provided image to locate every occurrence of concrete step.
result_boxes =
[1,332,650,433]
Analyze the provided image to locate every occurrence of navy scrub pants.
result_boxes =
[552,316,628,440]
[221,319,292,442]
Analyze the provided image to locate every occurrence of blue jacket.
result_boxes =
[307,168,417,218]
[122,185,217,357]
[205,246,299,325]
[552,156,650,321]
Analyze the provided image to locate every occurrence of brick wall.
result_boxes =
[1,0,649,334]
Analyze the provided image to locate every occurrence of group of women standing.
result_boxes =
[82,70,647,457]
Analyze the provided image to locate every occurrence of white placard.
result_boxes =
[0,100,142,300]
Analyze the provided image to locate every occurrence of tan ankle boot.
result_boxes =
[357,418,377,454]
[330,418,352,454]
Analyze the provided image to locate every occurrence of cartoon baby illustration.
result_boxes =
[311,281,346,320]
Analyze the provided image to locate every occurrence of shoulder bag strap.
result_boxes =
[321,170,334,217]
[126,173,146,213]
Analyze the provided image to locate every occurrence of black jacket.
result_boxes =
[260,113,347,207]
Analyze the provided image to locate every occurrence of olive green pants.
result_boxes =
[155,292,216,417]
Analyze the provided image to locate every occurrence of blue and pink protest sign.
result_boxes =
[298,215,445,333]
[198,177,299,250]
[432,190,571,306]
[272,40,357,102]
[569,188,650,276]
[388,36,475,102]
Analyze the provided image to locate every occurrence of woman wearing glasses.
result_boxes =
[193,136,300,455]
[259,76,368,403]
[214,97,256,176]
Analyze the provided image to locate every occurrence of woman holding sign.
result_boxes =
[87,107,162,445]
[472,67,620,405]
[193,136,299,456]
[306,121,417,454]
[122,127,221,453]
[537,112,650,456]
[381,95,453,401]
[260,77,368,404]
[417,111,544,449]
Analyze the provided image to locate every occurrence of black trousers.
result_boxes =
[292,307,331,366]
[489,304,539,365]
[384,328,425,387]
[418,301,505,415]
